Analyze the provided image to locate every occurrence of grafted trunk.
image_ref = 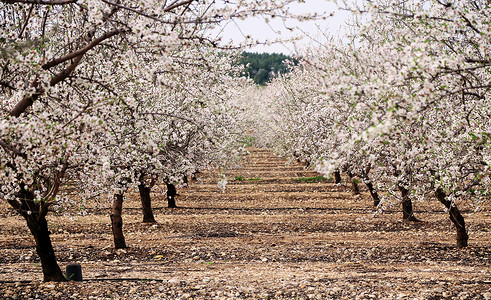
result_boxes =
[434,188,468,248]
[167,183,177,208]
[334,171,341,184]
[8,189,66,282]
[346,171,360,195]
[111,193,126,249]
[398,184,419,222]
[138,183,156,223]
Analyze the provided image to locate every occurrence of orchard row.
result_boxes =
[244,1,490,250]
[0,0,303,282]
[1,0,489,283]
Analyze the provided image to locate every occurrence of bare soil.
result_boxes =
[0,148,490,299]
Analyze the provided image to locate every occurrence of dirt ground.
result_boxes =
[0,148,490,299]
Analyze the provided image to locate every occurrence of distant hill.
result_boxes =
[238,52,298,85]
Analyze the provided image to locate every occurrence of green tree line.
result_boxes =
[239,51,297,85]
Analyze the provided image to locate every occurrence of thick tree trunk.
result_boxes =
[346,171,360,195]
[334,171,341,184]
[25,212,67,282]
[434,188,468,248]
[8,189,66,282]
[138,183,156,223]
[167,183,177,208]
[398,184,420,222]
[111,193,127,249]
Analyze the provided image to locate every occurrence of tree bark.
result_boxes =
[346,171,360,195]
[167,183,177,208]
[25,211,67,281]
[8,189,66,282]
[138,183,156,223]
[334,171,341,184]
[365,180,380,206]
[361,172,380,207]
[111,193,126,249]
[434,188,468,248]
[398,184,420,221]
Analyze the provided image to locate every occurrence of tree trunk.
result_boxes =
[111,193,127,249]
[138,183,156,223]
[365,180,380,206]
[25,212,67,282]
[361,173,380,207]
[334,171,341,184]
[167,183,177,208]
[398,184,420,222]
[8,189,66,282]
[434,188,468,248]
[346,171,360,195]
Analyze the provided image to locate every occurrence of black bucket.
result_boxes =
[66,263,83,281]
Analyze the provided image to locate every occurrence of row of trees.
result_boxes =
[2,0,489,283]
[0,0,305,282]
[239,52,297,85]
[244,0,490,248]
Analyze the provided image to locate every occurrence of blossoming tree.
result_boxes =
[245,0,490,247]
[0,0,303,281]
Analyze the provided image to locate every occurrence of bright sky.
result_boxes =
[214,1,354,54]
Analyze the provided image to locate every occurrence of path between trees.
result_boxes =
[0,148,490,299]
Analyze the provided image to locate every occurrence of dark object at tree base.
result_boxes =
[66,264,83,281]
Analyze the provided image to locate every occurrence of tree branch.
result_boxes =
[10,28,122,117]
[98,0,194,24]
[9,81,41,117]
[163,0,193,12]
[1,0,77,4]
[0,139,27,159]
[48,53,84,86]
[42,29,122,70]
[0,81,17,90]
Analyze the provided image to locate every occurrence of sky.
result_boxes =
[213,1,354,55]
